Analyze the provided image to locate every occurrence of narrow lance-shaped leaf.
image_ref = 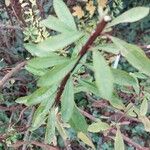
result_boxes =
[114,127,125,150]
[30,93,56,131]
[45,107,56,144]
[111,68,137,87]
[140,98,148,116]
[126,103,140,117]
[69,106,88,133]
[129,73,140,95]
[56,117,68,141]
[139,116,150,132]
[93,50,113,100]
[109,93,125,110]
[131,72,147,79]
[84,63,138,88]
[25,31,83,57]
[75,77,124,110]
[61,77,74,122]
[88,121,110,133]
[93,43,120,55]
[16,95,30,105]
[25,87,49,106]
[30,105,48,131]
[25,65,47,76]
[27,85,57,106]
[37,31,83,53]
[107,7,150,28]
[24,43,47,57]
[27,53,70,69]
[53,0,77,30]
[75,79,99,96]
[16,85,57,106]
[110,36,150,77]
[38,59,76,87]
[77,132,95,150]
[41,15,74,33]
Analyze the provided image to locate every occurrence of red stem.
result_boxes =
[54,17,109,106]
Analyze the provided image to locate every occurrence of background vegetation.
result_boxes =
[0,0,150,150]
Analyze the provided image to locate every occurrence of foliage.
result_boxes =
[0,0,150,149]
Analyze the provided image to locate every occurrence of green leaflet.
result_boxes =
[27,53,70,69]
[61,78,74,122]
[24,43,48,57]
[84,63,137,87]
[41,15,74,33]
[75,79,99,96]
[38,59,76,87]
[126,103,140,117]
[131,72,147,79]
[88,121,110,133]
[25,31,83,57]
[53,0,77,31]
[38,31,83,52]
[25,65,47,76]
[110,36,150,77]
[111,68,137,87]
[45,107,56,144]
[107,7,150,28]
[30,105,47,131]
[75,79,124,110]
[69,106,88,133]
[93,44,120,55]
[27,85,57,106]
[27,87,49,106]
[109,93,125,110]
[93,50,113,100]
[139,116,150,132]
[16,85,57,106]
[140,98,148,116]
[129,73,140,94]
[77,132,95,150]
[31,93,55,131]
[114,127,125,150]
[56,117,68,141]
[16,95,30,105]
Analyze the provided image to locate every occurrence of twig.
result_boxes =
[80,109,149,150]
[54,16,111,106]
[12,107,29,127]
[87,94,140,122]
[139,45,150,49]
[92,100,140,122]
[3,3,13,25]
[0,105,25,111]
[22,107,35,150]
[0,23,22,30]
[111,129,150,150]
[10,140,59,150]
[0,61,27,88]
[79,109,97,121]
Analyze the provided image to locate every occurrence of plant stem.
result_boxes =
[0,61,26,89]
[54,16,111,106]
[80,109,149,150]
[22,107,35,150]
